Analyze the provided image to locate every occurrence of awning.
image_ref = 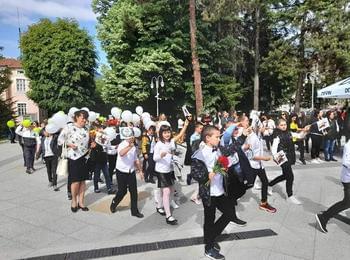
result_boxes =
[317,77,350,99]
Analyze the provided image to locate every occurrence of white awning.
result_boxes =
[317,77,350,99]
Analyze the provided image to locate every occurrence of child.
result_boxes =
[315,139,350,233]
[141,122,157,183]
[187,122,204,185]
[110,132,144,218]
[153,121,188,224]
[192,126,246,260]
[36,125,60,191]
[269,119,302,205]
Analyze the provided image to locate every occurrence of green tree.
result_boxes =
[0,47,14,136]
[20,18,97,113]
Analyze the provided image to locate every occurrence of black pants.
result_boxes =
[269,163,294,197]
[108,154,117,182]
[253,168,268,202]
[44,156,58,186]
[322,182,350,222]
[305,134,310,153]
[23,145,36,170]
[295,140,305,160]
[263,135,272,151]
[144,153,155,181]
[203,195,237,250]
[311,135,322,159]
[112,170,139,214]
[9,128,16,143]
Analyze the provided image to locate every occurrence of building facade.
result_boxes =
[0,58,47,122]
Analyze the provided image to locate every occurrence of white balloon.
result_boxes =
[81,107,90,112]
[135,106,143,116]
[121,110,133,123]
[51,112,68,128]
[132,113,140,125]
[104,127,117,140]
[68,107,79,118]
[133,127,142,138]
[88,111,97,122]
[141,112,151,120]
[45,123,60,134]
[145,120,156,130]
[111,107,122,119]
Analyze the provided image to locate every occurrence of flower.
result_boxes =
[205,156,229,186]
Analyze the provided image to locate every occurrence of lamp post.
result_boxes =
[150,75,164,117]
[304,66,321,110]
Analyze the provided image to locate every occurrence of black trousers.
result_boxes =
[311,135,322,159]
[203,195,237,250]
[295,140,305,160]
[108,154,117,182]
[112,170,139,214]
[44,156,58,186]
[23,145,36,170]
[144,153,155,181]
[252,168,268,202]
[263,135,272,151]
[269,163,294,197]
[322,182,350,222]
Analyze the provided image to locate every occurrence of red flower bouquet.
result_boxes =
[206,156,229,186]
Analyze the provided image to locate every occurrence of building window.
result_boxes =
[16,79,26,92]
[17,70,24,75]
[17,103,27,116]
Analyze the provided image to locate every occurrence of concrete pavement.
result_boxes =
[0,141,349,260]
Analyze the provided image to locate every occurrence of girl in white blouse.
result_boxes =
[153,120,188,225]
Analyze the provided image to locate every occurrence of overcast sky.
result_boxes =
[0,0,107,68]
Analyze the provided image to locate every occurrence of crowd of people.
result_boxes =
[8,106,350,260]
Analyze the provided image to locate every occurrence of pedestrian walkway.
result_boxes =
[0,141,349,260]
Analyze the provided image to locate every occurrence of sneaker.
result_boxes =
[107,189,116,195]
[300,159,306,165]
[53,186,60,192]
[230,218,247,227]
[315,213,328,233]
[204,248,225,260]
[330,158,338,162]
[311,159,320,164]
[287,195,302,205]
[94,189,101,193]
[26,169,32,174]
[316,158,323,163]
[170,200,179,209]
[259,202,277,213]
[213,242,221,252]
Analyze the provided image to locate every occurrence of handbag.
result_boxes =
[57,142,68,177]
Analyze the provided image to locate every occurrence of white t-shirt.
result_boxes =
[201,145,224,197]
[116,140,138,173]
[153,140,176,173]
[246,132,264,169]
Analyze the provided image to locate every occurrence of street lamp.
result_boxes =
[150,75,164,117]
[304,66,321,110]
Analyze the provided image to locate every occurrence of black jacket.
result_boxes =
[38,134,59,157]
[274,129,296,165]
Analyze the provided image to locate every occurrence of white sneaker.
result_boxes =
[268,187,273,196]
[287,195,302,205]
[311,159,320,164]
[170,200,179,209]
[317,158,323,163]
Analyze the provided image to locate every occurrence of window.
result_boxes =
[17,103,27,116]
[16,79,26,92]
[17,70,24,75]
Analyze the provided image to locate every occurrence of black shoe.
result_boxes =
[315,213,328,233]
[300,159,306,165]
[110,200,117,213]
[78,204,89,211]
[325,159,330,162]
[107,189,116,195]
[67,193,72,200]
[149,178,156,184]
[71,205,78,213]
[53,186,60,192]
[204,248,225,260]
[26,169,32,174]
[213,242,221,252]
[166,216,178,225]
[330,158,337,162]
[186,174,192,185]
[131,212,144,218]
[230,218,247,227]
[156,207,166,216]
[94,189,101,193]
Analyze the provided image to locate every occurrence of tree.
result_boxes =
[20,18,97,113]
[0,47,14,136]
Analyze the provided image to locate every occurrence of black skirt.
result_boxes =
[156,171,175,188]
[68,156,89,183]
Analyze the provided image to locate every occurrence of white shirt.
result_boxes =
[148,134,156,154]
[153,140,176,173]
[201,145,224,197]
[178,118,184,129]
[15,126,41,144]
[44,136,54,157]
[246,132,264,169]
[116,140,137,173]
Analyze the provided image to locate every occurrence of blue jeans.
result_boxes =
[94,163,112,191]
[324,139,336,160]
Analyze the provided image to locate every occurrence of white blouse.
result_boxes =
[153,140,176,173]
[58,124,90,160]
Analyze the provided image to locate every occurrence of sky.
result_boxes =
[0,0,107,69]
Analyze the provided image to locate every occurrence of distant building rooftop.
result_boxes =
[0,58,22,69]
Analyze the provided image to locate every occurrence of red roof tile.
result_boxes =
[0,58,22,68]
